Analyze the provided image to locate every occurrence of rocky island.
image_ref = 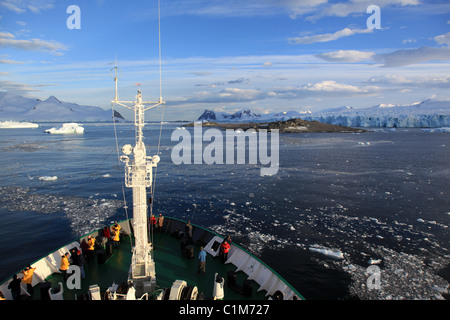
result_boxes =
[186,118,366,133]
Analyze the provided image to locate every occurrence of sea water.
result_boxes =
[0,123,448,299]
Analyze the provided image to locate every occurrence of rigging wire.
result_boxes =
[149,0,165,247]
[158,0,162,102]
[112,103,133,249]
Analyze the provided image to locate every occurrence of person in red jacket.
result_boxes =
[150,215,157,232]
[220,240,230,263]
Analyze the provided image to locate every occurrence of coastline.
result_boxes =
[185,118,367,133]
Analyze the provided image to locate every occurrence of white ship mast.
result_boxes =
[111,69,164,298]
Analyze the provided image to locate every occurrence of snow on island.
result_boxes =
[45,123,84,134]
[0,121,39,129]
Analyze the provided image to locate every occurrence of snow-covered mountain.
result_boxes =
[197,108,312,123]
[0,92,124,122]
[197,99,450,128]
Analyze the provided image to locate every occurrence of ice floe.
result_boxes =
[206,198,450,300]
[0,186,123,237]
[0,121,39,129]
[39,176,58,181]
[309,246,345,260]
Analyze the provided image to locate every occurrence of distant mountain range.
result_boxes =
[198,109,312,123]
[0,92,124,122]
[197,99,450,128]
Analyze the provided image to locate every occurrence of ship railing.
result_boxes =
[204,236,303,300]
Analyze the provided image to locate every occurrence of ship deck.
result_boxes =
[28,230,267,300]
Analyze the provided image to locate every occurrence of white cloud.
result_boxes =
[0,1,25,13]
[366,74,450,88]
[278,80,380,97]
[0,0,54,14]
[434,32,450,46]
[190,72,213,76]
[402,39,417,44]
[0,32,15,39]
[159,0,327,18]
[0,80,56,95]
[180,87,267,104]
[373,31,450,67]
[376,47,450,68]
[173,0,419,20]
[0,59,25,64]
[267,0,328,19]
[289,28,372,45]
[183,80,381,105]
[305,0,420,20]
[0,32,67,55]
[316,50,375,63]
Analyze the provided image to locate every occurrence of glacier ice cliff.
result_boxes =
[197,99,450,128]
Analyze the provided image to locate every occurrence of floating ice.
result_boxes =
[39,176,58,181]
[422,127,450,133]
[0,186,123,237]
[343,246,450,300]
[369,259,382,265]
[309,246,344,260]
[44,123,84,134]
[0,121,39,129]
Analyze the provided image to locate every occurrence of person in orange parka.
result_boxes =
[60,252,70,281]
[86,235,96,263]
[112,222,121,248]
[21,265,36,295]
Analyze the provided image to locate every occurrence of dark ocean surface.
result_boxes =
[0,123,448,299]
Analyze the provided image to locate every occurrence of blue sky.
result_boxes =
[1,0,450,120]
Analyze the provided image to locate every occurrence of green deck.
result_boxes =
[30,231,267,300]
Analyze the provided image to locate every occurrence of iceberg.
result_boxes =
[309,246,344,259]
[0,121,39,129]
[45,123,84,134]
